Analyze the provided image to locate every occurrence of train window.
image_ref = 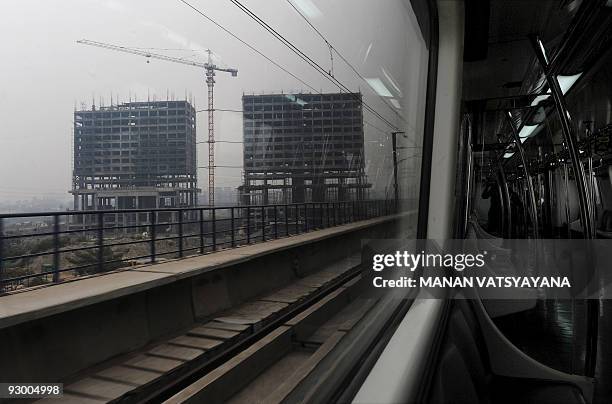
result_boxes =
[0,0,430,400]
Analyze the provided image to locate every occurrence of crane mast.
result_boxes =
[77,39,238,206]
[205,50,216,207]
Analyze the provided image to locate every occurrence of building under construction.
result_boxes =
[71,100,198,219]
[239,92,369,205]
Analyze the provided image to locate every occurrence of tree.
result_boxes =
[66,246,124,276]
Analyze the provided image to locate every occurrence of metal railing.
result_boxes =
[0,200,398,292]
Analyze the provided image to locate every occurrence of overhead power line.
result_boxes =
[177,0,399,132]
[198,165,243,169]
[227,0,400,131]
[197,140,244,144]
[177,0,319,94]
[284,0,407,126]
[197,108,244,113]
[196,106,387,139]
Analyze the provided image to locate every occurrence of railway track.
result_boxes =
[38,254,374,404]
[142,261,366,404]
[159,272,373,403]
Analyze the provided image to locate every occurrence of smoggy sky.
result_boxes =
[0,0,427,204]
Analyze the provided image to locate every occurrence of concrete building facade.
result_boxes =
[239,92,369,205]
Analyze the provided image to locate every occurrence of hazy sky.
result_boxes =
[0,0,427,203]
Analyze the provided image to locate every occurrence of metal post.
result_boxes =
[530,35,593,239]
[231,208,236,247]
[97,212,104,273]
[564,163,572,238]
[295,205,300,234]
[212,208,217,251]
[178,210,184,258]
[284,204,289,236]
[304,203,308,231]
[151,210,157,262]
[495,179,506,238]
[274,205,279,239]
[325,202,328,226]
[199,209,205,254]
[497,162,511,239]
[52,215,60,283]
[586,124,597,235]
[261,206,266,241]
[323,203,327,227]
[247,206,251,243]
[349,201,352,221]
[392,132,400,212]
[506,112,539,239]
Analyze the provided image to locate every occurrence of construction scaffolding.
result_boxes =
[71,99,199,227]
[239,92,370,205]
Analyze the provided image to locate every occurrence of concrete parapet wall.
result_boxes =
[0,214,410,384]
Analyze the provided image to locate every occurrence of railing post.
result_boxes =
[199,209,205,254]
[178,210,184,258]
[348,201,352,222]
[304,204,308,232]
[284,204,289,236]
[296,205,300,234]
[334,202,337,226]
[327,202,331,227]
[261,206,266,242]
[52,215,60,283]
[319,203,323,228]
[337,202,339,224]
[151,210,157,262]
[0,217,4,281]
[97,212,104,273]
[231,208,236,247]
[319,202,325,229]
[212,208,217,251]
[247,206,251,244]
[274,205,279,239]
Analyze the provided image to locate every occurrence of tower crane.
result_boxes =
[77,39,238,206]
